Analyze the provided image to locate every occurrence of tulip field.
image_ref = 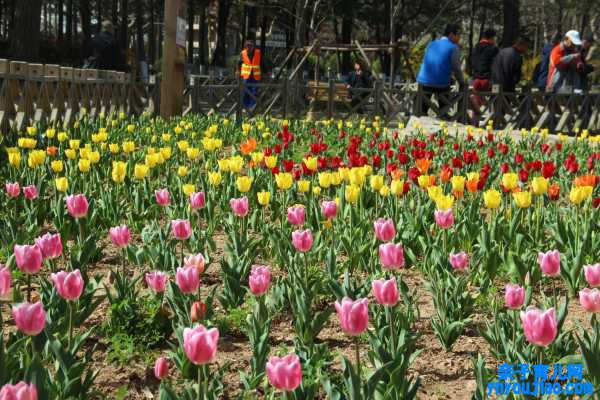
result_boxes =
[1,114,600,399]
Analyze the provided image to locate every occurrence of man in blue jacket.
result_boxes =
[416,23,466,116]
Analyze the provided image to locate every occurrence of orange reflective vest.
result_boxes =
[240,49,262,80]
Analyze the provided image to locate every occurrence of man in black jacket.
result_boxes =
[470,29,499,121]
[345,62,373,112]
[492,36,530,92]
[86,21,123,71]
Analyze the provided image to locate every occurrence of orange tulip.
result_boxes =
[452,189,464,199]
[466,179,479,193]
[548,183,560,200]
[46,146,58,156]
[415,158,431,174]
[574,174,598,187]
[440,167,453,183]
[240,138,257,155]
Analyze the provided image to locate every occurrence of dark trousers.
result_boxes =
[243,77,258,109]
[417,84,451,116]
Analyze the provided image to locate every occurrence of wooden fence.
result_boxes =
[1,58,599,134]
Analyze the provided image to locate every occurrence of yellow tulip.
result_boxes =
[208,171,222,186]
[111,161,127,183]
[26,126,37,136]
[513,191,532,208]
[330,172,342,186]
[451,176,466,192]
[531,176,548,195]
[297,180,310,193]
[318,172,332,188]
[27,150,46,168]
[434,194,454,210]
[57,132,68,142]
[162,133,171,142]
[502,173,518,190]
[370,175,384,191]
[348,168,366,187]
[379,185,390,197]
[257,191,271,206]
[178,166,188,177]
[160,147,172,160]
[88,151,100,164]
[345,184,360,203]
[69,139,80,150]
[55,177,68,192]
[338,167,350,182]
[427,186,443,200]
[313,186,322,196]
[483,189,501,209]
[229,156,244,173]
[236,176,253,193]
[218,159,230,172]
[121,141,134,153]
[18,138,37,149]
[127,124,135,133]
[251,152,264,164]
[65,149,77,160]
[78,158,91,172]
[466,172,480,182]
[569,186,593,205]
[303,156,318,171]
[132,164,148,180]
[182,184,196,196]
[275,172,293,190]
[8,152,21,167]
[391,180,404,196]
[187,147,200,160]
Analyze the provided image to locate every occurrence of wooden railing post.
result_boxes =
[327,78,334,119]
[374,80,382,118]
[282,79,288,118]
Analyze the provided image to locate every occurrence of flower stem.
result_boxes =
[355,337,361,379]
[386,305,396,353]
[197,365,203,400]
[68,301,74,350]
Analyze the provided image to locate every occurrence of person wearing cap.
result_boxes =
[546,30,583,93]
[416,23,466,117]
[238,40,263,111]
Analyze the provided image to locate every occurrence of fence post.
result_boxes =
[282,79,288,119]
[414,84,423,116]
[327,78,334,119]
[460,84,470,124]
[237,77,244,120]
[374,80,382,118]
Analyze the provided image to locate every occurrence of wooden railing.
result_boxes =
[0,59,159,133]
[0,58,598,134]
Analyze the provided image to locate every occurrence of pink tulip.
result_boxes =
[50,270,84,301]
[378,243,404,269]
[0,382,38,400]
[434,209,454,229]
[145,271,169,293]
[154,357,169,380]
[35,233,62,260]
[537,250,561,277]
[449,251,469,271]
[171,219,192,240]
[266,354,302,392]
[372,278,399,306]
[373,218,396,242]
[23,185,38,200]
[579,288,600,313]
[335,297,369,336]
[291,229,313,252]
[230,196,249,217]
[584,264,600,287]
[5,182,20,198]
[504,284,525,310]
[13,244,43,274]
[155,189,170,206]
[183,325,219,365]
[184,253,205,274]
[12,302,46,336]
[176,266,199,294]
[287,206,306,226]
[109,225,131,248]
[249,265,271,296]
[0,265,11,297]
[189,192,206,210]
[65,194,89,218]
[321,200,337,219]
[520,307,557,347]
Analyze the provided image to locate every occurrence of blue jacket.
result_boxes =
[417,37,460,87]
[535,43,554,90]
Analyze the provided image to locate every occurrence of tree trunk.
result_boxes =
[149,0,156,66]
[157,0,163,61]
[81,0,92,49]
[187,0,195,64]
[213,0,231,68]
[57,0,64,39]
[9,0,42,61]
[341,2,353,74]
[97,0,102,22]
[246,5,257,41]
[467,0,476,76]
[66,0,73,47]
[501,0,520,47]
[198,0,207,66]
[120,0,128,53]
[112,0,118,25]
[135,0,146,66]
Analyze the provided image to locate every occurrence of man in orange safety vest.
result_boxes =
[239,40,262,111]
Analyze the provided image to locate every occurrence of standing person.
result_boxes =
[546,30,583,93]
[491,36,530,92]
[416,23,466,117]
[577,33,595,91]
[345,61,373,113]
[533,33,561,91]
[470,29,499,123]
[238,40,263,111]
[85,20,123,71]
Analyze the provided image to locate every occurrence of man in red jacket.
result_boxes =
[546,30,582,93]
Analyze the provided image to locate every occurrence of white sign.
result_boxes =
[176,17,186,48]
